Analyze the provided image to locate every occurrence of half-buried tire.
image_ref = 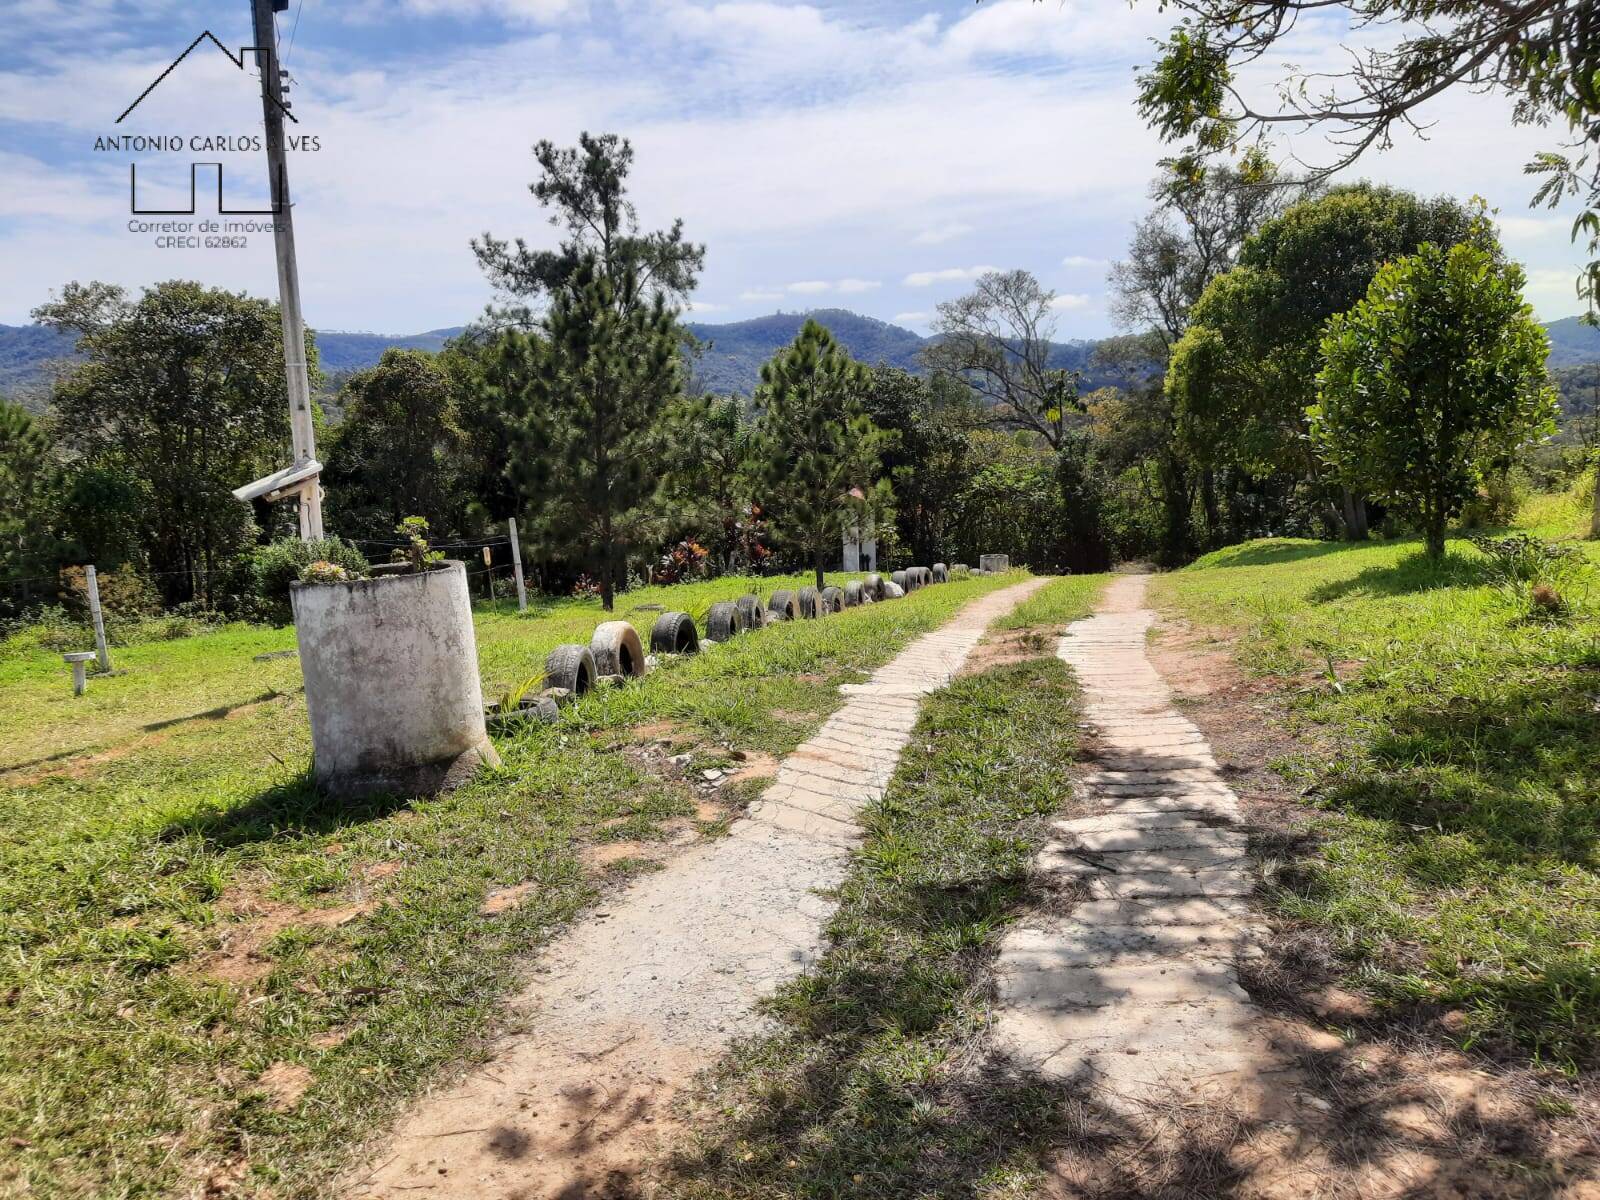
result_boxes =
[820,585,843,613]
[891,570,908,593]
[735,593,764,630]
[545,643,596,696]
[843,581,864,607]
[768,589,800,621]
[706,601,745,642]
[932,562,948,583]
[863,572,884,601]
[590,620,646,679]
[650,611,699,655]
[797,586,821,618]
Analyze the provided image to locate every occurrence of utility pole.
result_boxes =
[250,0,322,540]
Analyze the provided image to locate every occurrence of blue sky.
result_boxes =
[0,0,1590,337]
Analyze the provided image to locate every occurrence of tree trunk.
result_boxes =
[1339,488,1369,541]
[1425,504,1446,562]
[813,544,826,592]
[600,517,615,613]
[1200,468,1220,546]
[1591,464,1600,539]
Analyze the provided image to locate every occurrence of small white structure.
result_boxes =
[979,553,1011,573]
[63,651,95,697]
[291,560,499,798]
[843,520,878,573]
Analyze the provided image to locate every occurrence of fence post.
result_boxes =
[85,565,111,673]
[508,518,527,613]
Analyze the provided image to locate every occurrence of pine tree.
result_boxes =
[753,320,893,590]
[488,255,684,611]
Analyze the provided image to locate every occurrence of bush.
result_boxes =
[251,537,369,624]
[1470,532,1590,620]
[1459,466,1529,530]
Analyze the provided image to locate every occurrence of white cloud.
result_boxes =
[684,299,727,313]
[1061,255,1105,269]
[836,278,880,294]
[892,311,930,325]
[787,280,831,294]
[740,288,784,302]
[904,265,999,287]
[913,222,973,245]
[1050,293,1092,311]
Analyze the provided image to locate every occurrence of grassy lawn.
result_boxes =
[0,569,1027,1198]
[1151,527,1600,1068]
[666,574,1104,1199]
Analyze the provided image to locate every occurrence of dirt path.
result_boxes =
[351,576,1048,1200]
[992,574,1278,1108]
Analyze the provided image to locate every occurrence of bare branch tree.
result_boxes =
[921,269,1081,450]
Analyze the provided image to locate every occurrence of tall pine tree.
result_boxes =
[488,255,683,611]
[753,320,893,589]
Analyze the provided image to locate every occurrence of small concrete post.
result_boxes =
[85,565,111,673]
[64,651,95,696]
[508,518,527,613]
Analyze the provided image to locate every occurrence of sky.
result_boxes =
[0,0,1590,338]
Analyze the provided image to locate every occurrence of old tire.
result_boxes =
[768,589,800,621]
[545,643,595,696]
[735,593,763,630]
[650,611,699,655]
[821,586,843,613]
[932,562,948,582]
[797,586,821,618]
[843,581,864,607]
[863,572,884,600]
[591,621,646,679]
[707,601,745,642]
[891,570,908,593]
[882,581,905,599]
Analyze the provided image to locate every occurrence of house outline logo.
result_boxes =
[116,32,302,216]
[118,31,296,124]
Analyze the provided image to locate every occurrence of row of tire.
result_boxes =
[537,563,958,700]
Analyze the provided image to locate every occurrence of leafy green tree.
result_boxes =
[861,367,979,564]
[752,321,893,589]
[323,350,472,543]
[487,256,684,611]
[1133,1,1600,308]
[33,281,303,604]
[0,399,69,606]
[1167,184,1494,537]
[1311,243,1558,561]
[473,132,704,328]
[661,394,764,572]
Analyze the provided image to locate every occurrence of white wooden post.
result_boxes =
[508,518,527,613]
[85,565,111,672]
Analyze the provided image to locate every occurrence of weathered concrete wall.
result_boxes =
[292,561,499,798]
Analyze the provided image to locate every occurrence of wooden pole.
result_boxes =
[250,0,322,540]
[85,565,111,673]
[508,518,527,612]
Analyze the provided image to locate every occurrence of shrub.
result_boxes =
[251,537,369,624]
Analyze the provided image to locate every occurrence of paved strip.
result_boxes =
[354,576,1047,1198]
[992,574,1273,1109]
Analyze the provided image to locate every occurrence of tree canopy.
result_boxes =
[1312,242,1558,559]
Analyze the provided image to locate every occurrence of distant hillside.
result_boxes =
[7,312,1598,413]
[684,307,1114,396]
[1543,316,1600,368]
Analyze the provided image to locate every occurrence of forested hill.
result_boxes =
[6,309,1598,412]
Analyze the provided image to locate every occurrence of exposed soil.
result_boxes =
[959,626,1054,676]
[258,1061,314,1113]
[191,887,381,986]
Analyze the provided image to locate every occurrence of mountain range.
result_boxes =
[5,308,1600,414]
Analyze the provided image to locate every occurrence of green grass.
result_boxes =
[993,573,1110,631]
[0,569,1027,1198]
[667,653,1086,1200]
[1152,529,1600,1068]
